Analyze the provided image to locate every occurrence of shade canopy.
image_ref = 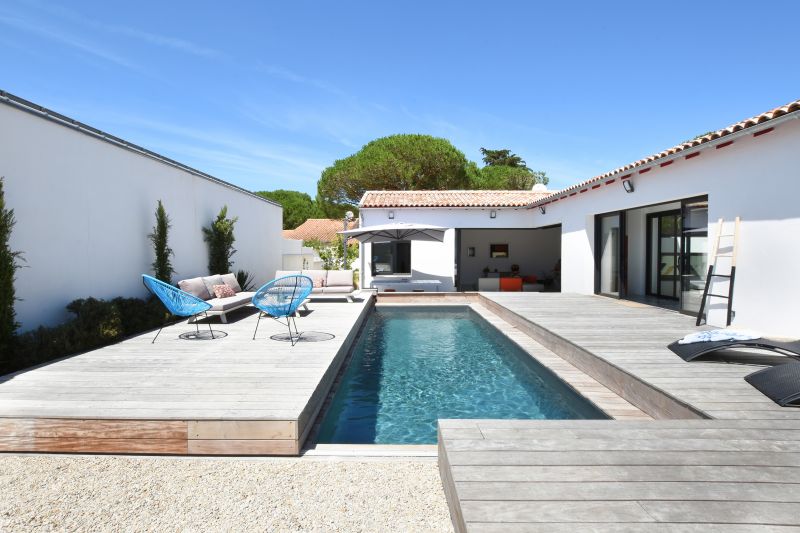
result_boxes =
[338,222,448,243]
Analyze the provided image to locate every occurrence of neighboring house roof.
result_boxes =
[0,90,281,208]
[531,98,800,207]
[283,218,358,242]
[360,190,552,208]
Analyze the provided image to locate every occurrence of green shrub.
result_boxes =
[0,177,23,362]
[2,296,168,376]
[202,206,238,275]
[148,200,175,283]
[236,269,255,291]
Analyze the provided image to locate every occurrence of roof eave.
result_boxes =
[526,108,800,209]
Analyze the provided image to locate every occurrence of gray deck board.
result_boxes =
[0,297,372,453]
[440,294,800,532]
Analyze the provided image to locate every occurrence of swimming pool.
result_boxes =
[316,305,606,444]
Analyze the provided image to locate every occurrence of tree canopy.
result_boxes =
[480,148,527,168]
[475,147,549,189]
[317,134,472,207]
[255,190,322,230]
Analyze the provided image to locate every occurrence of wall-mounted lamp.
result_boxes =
[539,205,546,215]
[490,210,497,219]
[623,180,635,193]
[388,210,395,219]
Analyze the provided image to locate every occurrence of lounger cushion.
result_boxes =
[207,291,255,312]
[201,275,225,297]
[178,277,211,300]
[212,284,236,299]
[321,286,353,294]
[221,273,242,293]
[326,270,353,287]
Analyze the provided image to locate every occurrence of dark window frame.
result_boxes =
[371,241,412,276]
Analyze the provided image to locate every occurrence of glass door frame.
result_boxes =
[645,209,682,301]
[679,195,709,317]
[594,210,627,299]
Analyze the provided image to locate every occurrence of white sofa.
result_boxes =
[275,269,356,302]
[177,273,255,323]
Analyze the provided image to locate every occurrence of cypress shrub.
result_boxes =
[0,177,23,361]
[202,206,238,274]
[148,200,175,283]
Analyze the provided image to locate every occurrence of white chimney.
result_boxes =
[531,183,548,192]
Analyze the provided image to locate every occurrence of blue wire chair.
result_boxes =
[142,274,215,343]
[251,275,313,346]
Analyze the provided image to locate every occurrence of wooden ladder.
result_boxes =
[696,217,740,326]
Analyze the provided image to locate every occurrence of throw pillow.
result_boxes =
[312,277,325,288]
[213,284,236,299]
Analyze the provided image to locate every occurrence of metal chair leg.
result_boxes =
[205,312,215,339]
[152,323,165,344]
[287,319,297,346]
[253,312,262,340]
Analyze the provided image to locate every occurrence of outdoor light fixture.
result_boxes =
[623,180,635,193]
[388,210,395,219]
[539,205,546,215]
[490,210,497,219]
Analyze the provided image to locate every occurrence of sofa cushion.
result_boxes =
[201,275,225,297]
[275,270,301,280]
[207,292,255,312]
[213,284,236,299]
[220,273,242,293]
[178,277,211,300]
[326,270,353,287]
[322,286,353,294]
[301,270,329,284]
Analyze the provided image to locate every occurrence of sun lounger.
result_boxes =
[668,337,800,362]
[744,362,800,407]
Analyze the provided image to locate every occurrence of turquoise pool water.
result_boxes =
[316,306,606,444]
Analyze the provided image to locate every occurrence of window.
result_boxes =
[372,241,411,275]
[490,244,509,258]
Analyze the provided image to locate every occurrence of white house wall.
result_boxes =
[1,102,283,331]
[360,207,539,291]
[532,116,800,336]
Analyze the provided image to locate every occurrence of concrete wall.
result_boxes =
[281,239,322,271]
[1,101,283,331]
[532,115,800,335]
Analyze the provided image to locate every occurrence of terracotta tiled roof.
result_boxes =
[282,218,357,243]
[532,99,800,206]
[360,190,552,208]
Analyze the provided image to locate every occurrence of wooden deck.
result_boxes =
[440,293,800,531]
[0,297,372,455]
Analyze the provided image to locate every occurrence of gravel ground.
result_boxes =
[0,455,452,532]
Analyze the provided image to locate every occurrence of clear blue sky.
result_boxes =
[2,0,798,195]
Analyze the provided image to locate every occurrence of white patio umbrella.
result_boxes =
[338,222,448,243]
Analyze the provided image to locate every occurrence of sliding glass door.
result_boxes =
[647,210,681,300]
[680,197,709,315]
[596,213,624,297]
